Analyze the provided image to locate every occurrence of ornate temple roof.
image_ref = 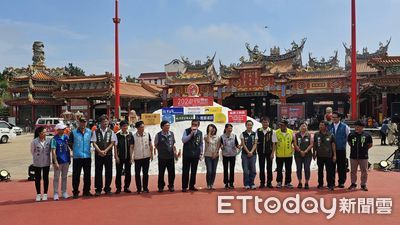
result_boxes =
[305,51,341,72]
[118,82,160,99]
[368,56,400,67]
[166,53,218,85]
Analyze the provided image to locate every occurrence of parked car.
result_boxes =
[2,122,23,135]
[0,121,16,143]
[35,117,64,135]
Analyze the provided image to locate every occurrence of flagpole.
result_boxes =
[351,0,358,120]
[113,0,121,119]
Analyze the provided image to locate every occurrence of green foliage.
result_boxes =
[64,63,85,76]
[125,75,139,83]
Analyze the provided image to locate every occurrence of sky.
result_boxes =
[0,0,399,77]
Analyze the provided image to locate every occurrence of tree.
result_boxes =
[64,63,85,76]
[125,75,139,83]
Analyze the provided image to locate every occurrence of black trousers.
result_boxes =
[33,166,50,194]
[72,158,92,194]
[333,150,347,185]
[223,156,235,185]
[134,157,150,191]
[258,152,273,185]
[115,160,132,190]
[380,131,387,145]
[317,157,334,187]
[95,154,113,193]
[276,157,293,185]
[182,157,199,189]
[158,158,175,189]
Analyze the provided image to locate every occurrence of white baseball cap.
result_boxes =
[55,123,67,130]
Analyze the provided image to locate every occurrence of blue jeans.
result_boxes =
[205,156,219,186]
[241,153,257,186]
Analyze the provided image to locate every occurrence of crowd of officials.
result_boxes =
[30,112,373,202]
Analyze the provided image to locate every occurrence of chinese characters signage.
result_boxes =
[141,113,161,125]
[228,110,247,123]
[173,97,214,107]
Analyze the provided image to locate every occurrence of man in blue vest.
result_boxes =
[69,117,93,199]
[329,111,350,188]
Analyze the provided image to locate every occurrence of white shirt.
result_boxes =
[333,122,350,137]
[91,127,118,145]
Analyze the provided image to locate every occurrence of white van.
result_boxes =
[0,122,16,143]
[35,117,64,135]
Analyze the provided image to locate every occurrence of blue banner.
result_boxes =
[195,114,214,122]
[162,107,184,115]
[162,114,175,124]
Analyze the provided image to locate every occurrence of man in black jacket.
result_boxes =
[181,119,203,192]
[114,120,133,194]
[347,120,373,191]
[257,117,275,188]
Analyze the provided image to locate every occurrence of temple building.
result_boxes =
[6,42,162,124]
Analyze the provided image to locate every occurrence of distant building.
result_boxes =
[138,72,167,85]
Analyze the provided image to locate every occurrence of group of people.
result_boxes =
[380,119,398,145]
[30,112,373,202]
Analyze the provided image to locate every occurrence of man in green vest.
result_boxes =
[272,119,295,189]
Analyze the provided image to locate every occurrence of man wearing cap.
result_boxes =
[114,120,133,194]
[51,123,71,200]
[347,120,373,191]
[92,115,117,196]
[272,119,295,189]
[69,117,93,198]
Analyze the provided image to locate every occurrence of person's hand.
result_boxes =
[270,153,274,160]
[150,155,153,161]
[313,155,317,160]
[332,156,337,163]
[115,157,120,164]
[300,151,305,157]
[247,152,253,158]
[53,162,59,170]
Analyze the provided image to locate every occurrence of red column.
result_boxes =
[350,0,358,120]
[32,105,36,122]
[382,92,388,118]
[113,0,121,119]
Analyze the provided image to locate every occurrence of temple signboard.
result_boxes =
[173,97,214,107]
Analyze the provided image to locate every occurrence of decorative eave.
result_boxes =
[5,98,64,106]
[57,73,112,84]
[53,88,112,99]
[307,51,340,71]
[368,56,400,68]
[344,38,391,60]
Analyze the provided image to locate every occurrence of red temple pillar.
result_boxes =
[371,96,376,119]
[382,92,388,118]
[144,101,148,113]
[31,105,36,122]
[162,88,168,107]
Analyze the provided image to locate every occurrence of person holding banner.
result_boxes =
[240,120,258,190]
[181,119,203,192]
[219,123,240,189]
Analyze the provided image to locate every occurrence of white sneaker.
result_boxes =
[42,194,48,201]
[36,194,41,202]
[62,192,69,199]
[251,185,257,190]
[53,193,59,201]
[245,185,250,190]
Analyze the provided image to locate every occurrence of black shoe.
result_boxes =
[317,185,323,189]
[143,189,149,193]
[189,187,198,191]
[105,191,113,195]
[158,188,164,193]
[115,189,121,194]
[229,184,235,189]
[124,188,132,193]
[94,191,101,196]
[266,183,273,188]
[225,184,229,189]
[304,183,309,190]
[338,184,345,188]
[182,188,187,192]
[259,184,265,189]
[84,192,94,197]
[297,183,303,189]
[73,193,79,199]
[168,187,175,192]
[328,186,334,191]
[361,185,368,191]
[348,183,357,190]
[136,190,141,194]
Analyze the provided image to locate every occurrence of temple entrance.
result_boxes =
[223,92,279,121]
